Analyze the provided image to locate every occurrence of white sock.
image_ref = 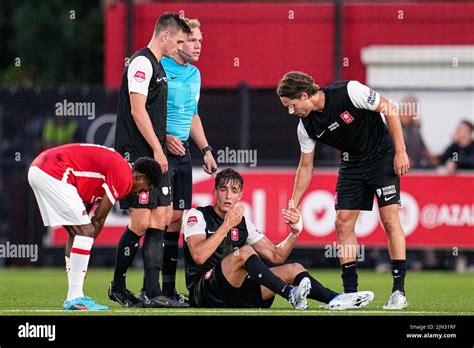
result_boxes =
[65,256,71,274]
[67,236,94,300]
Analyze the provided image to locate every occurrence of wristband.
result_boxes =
[201,145,213,155]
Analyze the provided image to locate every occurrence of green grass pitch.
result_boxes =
[0,268,472,316]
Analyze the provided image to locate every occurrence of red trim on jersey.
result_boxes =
[71,247,91,255]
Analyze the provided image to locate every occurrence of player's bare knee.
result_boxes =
[150,207,173,229]
[149,218,168,230]
[236,245,256,263]
[335,217,352,236]
[128,221,149,235]
[381,216,399,234]
[290,262,306,275]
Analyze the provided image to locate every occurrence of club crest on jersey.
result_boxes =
[134,70,146,83]
[187,215,198,226]
[138,192,149,204]
[162,186,169,196]
[231,228,239,241]
[340,111,354,124]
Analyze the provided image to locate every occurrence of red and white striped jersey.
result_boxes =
[31,143,133,205]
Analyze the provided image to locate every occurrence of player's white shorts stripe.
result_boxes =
[28,166,91,227]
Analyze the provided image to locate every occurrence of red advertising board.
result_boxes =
[47,170,474,249]
[104,3,474,88]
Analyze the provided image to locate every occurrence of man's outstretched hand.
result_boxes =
[281,200,303,235]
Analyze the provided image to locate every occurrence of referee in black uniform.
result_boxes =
[277,71,410,310]
[108,13,191,308]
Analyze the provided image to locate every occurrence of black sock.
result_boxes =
[293,271,339,304]
[162,231,180,296]
[143,228,164,298]
[112,227,141,290]
[341,261,358,293]
[391,260,407,294]
[244,254,291,299]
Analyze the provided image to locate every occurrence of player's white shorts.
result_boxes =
[28,166,91,226]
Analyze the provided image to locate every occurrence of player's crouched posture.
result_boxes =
[183,169,374,310]
[28,143,161,311]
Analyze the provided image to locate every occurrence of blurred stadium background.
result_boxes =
[0,0,473,276]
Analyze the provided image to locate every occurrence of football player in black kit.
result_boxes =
[277,71,410,309]
[108,13,191,308]
[183,168,374,310]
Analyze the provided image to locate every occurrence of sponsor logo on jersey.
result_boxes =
[328,121,340,131]
[340,111,354,124]
[138,192,149,204]
[231,228,239,241]
[367,88,377,106]
[187,215,198,226]
[134,70,146,83]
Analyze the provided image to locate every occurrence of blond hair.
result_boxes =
[185,18,201,29]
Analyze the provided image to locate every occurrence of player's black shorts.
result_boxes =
[335,157,401,211]
[189,262,275,308]
[119,170,172,209]
[168,141,192,211]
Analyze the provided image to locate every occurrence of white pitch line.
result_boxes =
[0,309,472,315]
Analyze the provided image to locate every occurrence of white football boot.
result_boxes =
[288,277,311,310]
[383,290,407,310]
[324,291,374,310]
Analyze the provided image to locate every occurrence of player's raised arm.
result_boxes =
[376,96,410,176]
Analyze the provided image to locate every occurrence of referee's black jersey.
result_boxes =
[182,206,264,292]
[115,48,168,162]
[298,80,394,169]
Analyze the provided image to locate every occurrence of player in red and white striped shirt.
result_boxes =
[28,143,161,310]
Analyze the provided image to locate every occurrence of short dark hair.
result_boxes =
[132,157,162,187]
[215,168,244,190]
[154,12,191,36]
[277,71,320,99]
[460,119,473,133]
